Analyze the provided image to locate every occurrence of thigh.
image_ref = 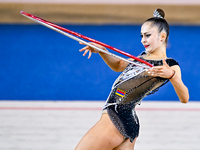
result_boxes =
[113,138,137,150]
[75,113,124,150]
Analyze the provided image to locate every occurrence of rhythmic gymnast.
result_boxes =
[75,9,189,150]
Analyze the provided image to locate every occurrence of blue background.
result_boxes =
[0,24,199,101]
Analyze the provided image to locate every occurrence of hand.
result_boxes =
[147,59,174,79]
[79,42,106,59]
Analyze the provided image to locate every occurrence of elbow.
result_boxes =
[180,95,189,104]
[111,67,123,72]
[112,61,126,72]
[180,99,189,104]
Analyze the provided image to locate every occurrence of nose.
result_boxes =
[141,36,146,44]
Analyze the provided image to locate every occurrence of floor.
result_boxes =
[0,100,200,150]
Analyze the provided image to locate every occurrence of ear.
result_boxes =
[160,32,166,42]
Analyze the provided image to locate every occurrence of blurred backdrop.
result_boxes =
[0,0,199,101]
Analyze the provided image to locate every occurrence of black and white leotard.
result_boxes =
[103,57,179,142]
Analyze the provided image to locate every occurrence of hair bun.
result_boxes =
[153,8,165,19]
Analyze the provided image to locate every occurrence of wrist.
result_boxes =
[168,70,176,80]
[99,49,108,54]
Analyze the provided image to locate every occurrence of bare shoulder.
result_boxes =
[170,65,181,71]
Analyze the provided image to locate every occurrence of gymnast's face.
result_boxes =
[141,22,163,53]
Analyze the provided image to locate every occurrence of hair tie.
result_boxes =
[168,70,176,79]
[153,9,164,19]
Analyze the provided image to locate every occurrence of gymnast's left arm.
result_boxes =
[168,65,189,103]
[148,59,189,103]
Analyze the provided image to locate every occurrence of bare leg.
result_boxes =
[75,113,124,150]
[113,138,137,150]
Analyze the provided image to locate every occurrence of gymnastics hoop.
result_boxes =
[20,11,153,68]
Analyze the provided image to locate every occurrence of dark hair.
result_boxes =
[144,9,170,44]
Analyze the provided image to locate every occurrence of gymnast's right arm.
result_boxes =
[79,42,129,72]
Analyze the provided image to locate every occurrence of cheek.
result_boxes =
[150,35,159,45]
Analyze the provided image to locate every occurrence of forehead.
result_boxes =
[141,22,158,34]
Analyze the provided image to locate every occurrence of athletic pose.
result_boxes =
[75,9,189,150]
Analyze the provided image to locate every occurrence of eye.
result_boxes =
[140,35,143,38]
[146,34,151,37]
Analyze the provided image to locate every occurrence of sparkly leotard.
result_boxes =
[103,57,179,142]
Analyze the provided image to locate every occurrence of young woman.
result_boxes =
[75,9,189,150]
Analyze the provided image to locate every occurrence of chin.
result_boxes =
[146,49,153,53]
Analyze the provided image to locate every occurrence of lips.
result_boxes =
[144,45,149,48]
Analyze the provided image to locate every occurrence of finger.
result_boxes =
[147,67,154,74]
[88,51,92,59]
[147,69,155,76]
[147,69,152,74]
[149,72,156,77]
[79,42,86,45]
[148,68,161,76]
[152,66,163,70]
[163,59,169,66]
[79,46,89,52]
[83,50,89,56]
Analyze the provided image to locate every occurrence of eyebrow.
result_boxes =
[141,32,150,35]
